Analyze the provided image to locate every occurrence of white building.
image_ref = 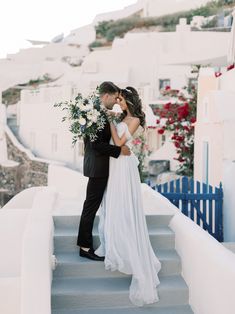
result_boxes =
[0,0,231,177]
[0,42,88,93]
[142,0,211,18]
[17,85,83,170]
[64,24,96,46]
[194,66,235,242]
[93,1,144,25]
[93,0,212,24]
[73,18,229,102]
[14,18,230,171]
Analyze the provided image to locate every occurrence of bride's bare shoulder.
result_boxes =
[124,117,140,135]
[124,116,140,125]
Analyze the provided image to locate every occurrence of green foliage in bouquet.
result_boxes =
[54,89,106,146]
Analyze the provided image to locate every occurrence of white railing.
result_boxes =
[0,186,57,314]
[20,187,57,314]
[4,124,65,167]
[170,211,235,314]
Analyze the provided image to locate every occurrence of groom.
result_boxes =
[77,81,131,261]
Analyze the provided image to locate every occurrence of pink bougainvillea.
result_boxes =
[155,68,199,176]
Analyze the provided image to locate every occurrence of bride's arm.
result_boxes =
[110,118,140,147]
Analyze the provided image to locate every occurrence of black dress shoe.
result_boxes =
[79,248,105,261]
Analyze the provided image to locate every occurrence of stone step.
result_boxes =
[53,249,181,278]
[52,304,194,314]
[51,276,189,310]
[53,214,173,231]
[54,226,175,253]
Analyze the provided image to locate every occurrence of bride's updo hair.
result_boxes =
[120,86,146,128]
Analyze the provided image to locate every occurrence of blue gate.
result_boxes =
[148,176,223,242]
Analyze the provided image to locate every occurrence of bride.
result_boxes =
[95,86,161,307]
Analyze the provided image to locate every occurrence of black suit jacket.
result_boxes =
[83,117,121,178]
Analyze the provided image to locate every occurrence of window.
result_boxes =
[188,78,198,90]
[161,134,166,146]
[159,79,170,90]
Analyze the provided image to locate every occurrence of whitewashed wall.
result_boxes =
[170,209,235,314]
[18,86,82,168]
[195,68,235,241]
[7,43,88,63]
[93,0,211,23]
[0,41,89,92]
[0,209,27,314]
[0,186,57,314]
[65,24,96,45]
[76,28,229,103]
[0,60,71,92]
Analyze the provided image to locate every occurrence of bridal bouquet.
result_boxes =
[54,90,106,145]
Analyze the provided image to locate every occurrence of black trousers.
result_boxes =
[77,177,108,248]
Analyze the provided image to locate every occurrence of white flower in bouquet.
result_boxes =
[78,102,86,111]
[79,117,87,126]
[87,111,93,119]
[54,88,106,146]
[87,120,93,127]
[87,108,99,122]
[91,115,98,123]
[84,102,93,111]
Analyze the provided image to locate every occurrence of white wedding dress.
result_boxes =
[95,121,161,306]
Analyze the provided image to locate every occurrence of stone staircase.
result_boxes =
[51,214,194,314]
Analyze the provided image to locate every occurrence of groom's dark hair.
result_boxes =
[98,81,120,95]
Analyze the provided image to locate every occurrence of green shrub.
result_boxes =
[88,41,104,50]
[96,20,114,38]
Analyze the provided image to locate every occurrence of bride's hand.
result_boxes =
[121,145,131,156]
[105,111,120,123]
[107,111,118,117]
[103,109,120,117]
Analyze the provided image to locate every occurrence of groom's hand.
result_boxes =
[121,145,131,156]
